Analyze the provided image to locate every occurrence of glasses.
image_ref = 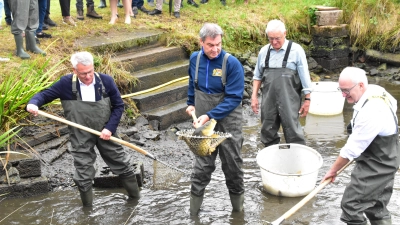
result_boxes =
[338,83,358,95]
[76,70,93,77]
[267,36,283,42]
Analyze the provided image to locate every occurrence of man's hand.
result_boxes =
[27,104,39,116]
[298,100,310,117]
[196,115,210,127]
[100,128,112,140]
[251,97,259,114]
[186,105,195,116]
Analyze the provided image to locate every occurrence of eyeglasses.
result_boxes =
[76,70,93,77]
[267,36,283,42]
[338,83,358,95]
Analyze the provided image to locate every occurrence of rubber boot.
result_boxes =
[77,8,85,20]
[189,193,203,216]
[79,187,93,207]
[13,34,30,59]
[25,31,46,55]
[120,174,140,198]
[117,0,123,8]
[370,219,392,225]
[86,5,103,19]
[229,193,244,212]
[98,0,107,8]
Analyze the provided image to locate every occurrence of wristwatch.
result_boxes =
[304,98,311,101]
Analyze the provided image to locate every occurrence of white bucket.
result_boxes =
[309,81,345,115]
[256,144,323,197]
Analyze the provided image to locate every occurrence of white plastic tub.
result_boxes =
[309,81,345,115]
[256,144,323,197]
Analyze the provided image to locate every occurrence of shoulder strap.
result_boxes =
[282,40,293,68]
[72,74,80,100]
[221,53,230,87]
[194,52,201,90]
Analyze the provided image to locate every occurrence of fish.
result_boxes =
[192,119,217,136]
[189,119,219,156]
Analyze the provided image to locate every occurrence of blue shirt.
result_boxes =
[253,40,312,94]
[28,73,124,134]
[187,49,244,120]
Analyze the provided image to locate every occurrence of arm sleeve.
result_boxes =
[295,46,312,94]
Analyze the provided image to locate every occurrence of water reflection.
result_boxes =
[1,81,400,224]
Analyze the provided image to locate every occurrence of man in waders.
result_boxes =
[185,23,245,215]
[323,67,400,225]
[251,19,312,147]
[26,51,140,207]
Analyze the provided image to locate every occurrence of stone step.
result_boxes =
[75,29,165,54]
[143,99,191,130]
[132,78,188,112]
[112,46,188,72]
[129,59,189,93]
[93,161,144,188]
[0,176,50,198]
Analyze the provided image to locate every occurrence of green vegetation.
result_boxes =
[0,0,399,159]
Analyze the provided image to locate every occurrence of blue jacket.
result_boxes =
[187,49,244,120]
[28,73,124,134]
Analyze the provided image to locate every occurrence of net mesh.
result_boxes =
[176,129,232,157]
[152,159,186,190]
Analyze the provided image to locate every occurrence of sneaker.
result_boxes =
[45,17,57,27]
[37,32,52,38]
[63,17,76,26]
[187,0,199,7]
[132,6,139,16]
[174,11,180,18]
[139,6,149,13]
[148,9,162,15]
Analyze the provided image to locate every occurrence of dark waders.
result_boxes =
[61,74,140,206]
[190,89,244,214]
[341,98,400,225]
[260,41,305,147]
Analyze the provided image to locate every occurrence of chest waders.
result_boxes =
[62,73,140,206]
[341,96,400,225]
[189,53,245,215]
[260,41,305,147]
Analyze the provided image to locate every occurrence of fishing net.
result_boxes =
[151,158,187,190]
[176,129,232,157]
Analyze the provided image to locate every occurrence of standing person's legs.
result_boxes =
[76,0,84,20]
[60,0,76,25]
[44,0,57,26]
[10,0,31,59]
[109,0,118,24]
[121,0,132,24]
[26,0,46,55]
[98,0,106,8]
[36,0,51,38]
[86,0,103,19]
[173,0,181,18]
[3,0,12,25]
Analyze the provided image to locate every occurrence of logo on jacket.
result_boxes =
[212,69,222,77]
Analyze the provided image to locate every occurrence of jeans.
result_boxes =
[3,0,12,24]
[36,0,47,33]
[76,0,94,9]
[132,0,144,8]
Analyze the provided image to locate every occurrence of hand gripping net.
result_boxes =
[176,129,232,157]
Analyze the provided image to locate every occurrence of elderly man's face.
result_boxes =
[267,30,286,51]
[338,78,364,104]
[73,63,94,86]
[200,35,222,60]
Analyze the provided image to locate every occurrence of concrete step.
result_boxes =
[143,99,191,130]
[129,59,189,93]
[132,78,188,112]
[75,29,165,54]
[112,46,188,72]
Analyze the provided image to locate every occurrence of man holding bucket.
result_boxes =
[185,23,245,215]
[26,51,141,207]
[251,19,312,147]
[323,67,400,225]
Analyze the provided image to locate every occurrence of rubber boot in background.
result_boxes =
[117,0,123,8]
[13,34,30,59]
[79,187,93,207]
[25,30,46,55]
[77,7,85,20]
[119,174,140,198]
[189,193,204,216]
[98,0,107,8]
[370,219,392,225]
[229,193,244,212]
[86,5,103,19]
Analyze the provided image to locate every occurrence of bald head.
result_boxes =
[338,67,368,104]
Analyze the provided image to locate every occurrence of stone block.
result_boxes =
[312,36,350,48]
[315,57,349,70]
[93,161,144,188]
[311,45,350,59]
[315,10,343,26]
[311,24,349,38]
[15,158,42,178]
[0,176,50,198]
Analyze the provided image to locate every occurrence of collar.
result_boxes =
[268,39,289,51]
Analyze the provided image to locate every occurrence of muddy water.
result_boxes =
[1,80,400,225]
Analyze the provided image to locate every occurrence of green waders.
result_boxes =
[62,74,140,206]
[260,41,305,147]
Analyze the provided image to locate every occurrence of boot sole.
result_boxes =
[86,15,103,19]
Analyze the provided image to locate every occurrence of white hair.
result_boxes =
[265,19,286,34]
[70,52,94,69]
[339,67,368,87]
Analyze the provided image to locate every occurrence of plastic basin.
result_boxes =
[309,81,345,115]
[256,144,323,197]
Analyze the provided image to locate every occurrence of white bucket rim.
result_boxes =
[256,143,323,176]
